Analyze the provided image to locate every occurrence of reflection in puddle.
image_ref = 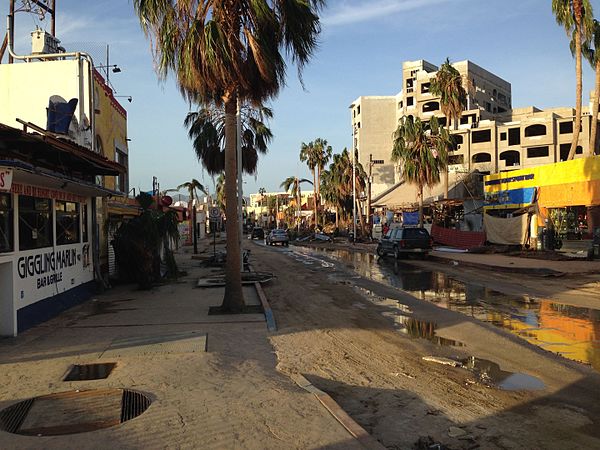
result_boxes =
[354,286,464,347]
[462,357,545,391]
[293,247,600,372]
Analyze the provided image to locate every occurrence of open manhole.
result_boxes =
[64,363,117,381]
[0,389,151,436]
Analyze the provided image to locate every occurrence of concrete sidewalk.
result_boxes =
[0,243,363,449]
[431,250,600,275]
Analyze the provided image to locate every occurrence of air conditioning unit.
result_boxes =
[31,28,61,54]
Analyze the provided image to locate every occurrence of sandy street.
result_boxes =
[252,242,600,450]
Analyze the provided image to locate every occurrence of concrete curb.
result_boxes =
[255,282,277,332]
[290,373,385,450]
[428,255,565,277]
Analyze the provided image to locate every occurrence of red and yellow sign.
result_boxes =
[11,183,87,203]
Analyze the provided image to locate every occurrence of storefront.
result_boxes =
[484,156,600,246]
[0,124,124,336]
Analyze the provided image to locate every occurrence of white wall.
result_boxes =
[0,59,92,148]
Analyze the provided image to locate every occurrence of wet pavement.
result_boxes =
[262,243,600,373]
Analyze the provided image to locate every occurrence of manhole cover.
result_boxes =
[64,363,117,381]
[0,389,151,436]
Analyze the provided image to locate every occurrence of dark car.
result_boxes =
[250,227,265,240]
[376,225,433,259]
[266,229,289,246]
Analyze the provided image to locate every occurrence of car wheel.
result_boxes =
[376,245,385,257]
[394,246,401,260]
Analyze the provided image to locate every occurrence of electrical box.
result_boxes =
[31,29,61,54]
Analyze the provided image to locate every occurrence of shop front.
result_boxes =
[0,124,124,336]
[484,156,600,249]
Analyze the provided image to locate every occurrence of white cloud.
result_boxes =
[322,0,454,27]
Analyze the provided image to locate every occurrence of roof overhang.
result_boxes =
[0,122,125,176]
[1,160,119,198]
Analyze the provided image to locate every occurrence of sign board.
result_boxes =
[0,167,13,192]
[402,211,419,226]
[209,207,221,222]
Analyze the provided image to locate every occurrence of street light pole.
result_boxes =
[352,125,357,244]
[237,98,243,269]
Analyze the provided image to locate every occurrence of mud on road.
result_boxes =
[251,242,600,450]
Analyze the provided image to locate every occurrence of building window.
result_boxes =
[116,150,129,194]
[357,122,361,129]
[56,201,80,245]
[472,129,491,144]
[524,124,546,137]
[0,193,13,253]
[421,82,431,94]
[527,146,549,158]
[560,144,584,160]
[508,127,520,146]
[500,132,507,141]
[406,96,414,107]
[82,203,88,243]
[96,135,104,156]
[19,196,53,250]
[559,121,573,134]
[448,154,464,165]
[450,134,463,150]
[438,117,447,127]
[485,102,491,112]
[422,101,439,113]
[472,153,492,163]
[500,150,520,166]
[398,101,403,109]
[357,105,360,115]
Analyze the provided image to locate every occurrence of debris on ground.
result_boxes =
[422,356,462,367]
[413,436,451,449]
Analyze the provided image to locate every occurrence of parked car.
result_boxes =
[250,227,265,240]
[266,229,289,246]
[376,225,433,259]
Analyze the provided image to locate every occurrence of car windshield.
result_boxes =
[404,228,430,238]
[273,230,287,235]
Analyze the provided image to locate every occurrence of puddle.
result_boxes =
[462,357,545,391]
[291,246,600,372]
[353,286,464,347]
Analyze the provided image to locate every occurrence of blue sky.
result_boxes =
[4,0,600,196]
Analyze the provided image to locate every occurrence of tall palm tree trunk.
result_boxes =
[590,60,600,156]
[316,166,321,226]
[222,95,244,312]
[418,184,424,227]
[569,27,583,160]
[312,169,317,227]
[357,199,367,236]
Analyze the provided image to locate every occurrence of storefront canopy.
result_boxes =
[0,122,124,177]
[1,159,119,198]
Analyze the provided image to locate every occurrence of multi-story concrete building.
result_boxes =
[350,59,597,209]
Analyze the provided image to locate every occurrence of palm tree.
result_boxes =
[430,58,468,199]
[184,105,273,176]
[553,0,594,160]
[582,19,600,155]
[391,116,450,227]
[313,138,333,225]
[299,141,319,227]
[334,148,368,235]
[280,176,312,230]
[177,179,208,244]
[134,0,323,312]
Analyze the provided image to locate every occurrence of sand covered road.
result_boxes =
[253,242,600,449]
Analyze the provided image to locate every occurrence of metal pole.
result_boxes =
[51,0,56,36]
[193,205,198,254]
[8,0,15,64]
[352,127,357,244]
[236,98,243,269]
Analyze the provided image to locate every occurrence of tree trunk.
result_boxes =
[187,199,193,245]
[221,94,244,312]
[590,60,600,156]
[357,198,367,236]
[316,166,321,226]
[418,184,424,227]
[569,27,583,160]
[335,207,339,229]
[312,169,317,227]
